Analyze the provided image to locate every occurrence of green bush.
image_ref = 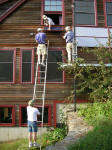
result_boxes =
[78,101,112,126]
[38,127,67,147]
[68,101,112,150]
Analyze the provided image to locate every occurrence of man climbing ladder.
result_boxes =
[35,28,47,66]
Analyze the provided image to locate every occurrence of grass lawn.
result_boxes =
[0,138,45,150]
[0,127,66,150]
[68,102,112,150]
[68,120,112,150]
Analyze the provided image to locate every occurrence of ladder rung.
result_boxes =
[39,71,45,73]
[36,84,44,86]
[40,65,46,67]
[35,98,43,100]
[72,54,77,56]
[36,91,43,93]
[37,121,42,123]
[38,77,45,79]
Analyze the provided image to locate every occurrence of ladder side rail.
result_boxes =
[33,59,39,101]
[41,59,48,124]
[41,41,49,125]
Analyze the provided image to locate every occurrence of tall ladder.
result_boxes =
[32,41,49,150]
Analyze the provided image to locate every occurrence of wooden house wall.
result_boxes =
[0,0,74,126]
[2,0,41,25]
[0,0,108,126]
[97,0,105,27]
[64,0,73,26]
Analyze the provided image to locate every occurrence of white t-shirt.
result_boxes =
[27,106,40,122]
[47,17,55,25]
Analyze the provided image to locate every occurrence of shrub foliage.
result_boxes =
[62,39,112,102]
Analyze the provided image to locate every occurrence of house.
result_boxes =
[0,0,112,141]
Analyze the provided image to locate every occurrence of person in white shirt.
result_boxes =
[27,100,40,148]
[43,15,55,30]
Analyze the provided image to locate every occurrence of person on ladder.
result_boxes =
[27,100,40,148]
[35,28,47,66]
[63,26,74,64]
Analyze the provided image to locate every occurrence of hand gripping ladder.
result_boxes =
[32,41,49,150]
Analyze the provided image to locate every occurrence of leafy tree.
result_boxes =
[62,33,112,102]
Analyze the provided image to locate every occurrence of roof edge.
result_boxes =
[0,0,8,4]
[0,0,27,23]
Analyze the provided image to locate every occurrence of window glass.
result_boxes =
[106,2,112,26]
[51,0,56,5]
[76,6,94,13]
[76,13,95,25]
[22,63,31,82]
[0,63,13,82]
[38,107,48,124]
[57,0,62,5]
[45,0,50,5]
[0,50,14,82]
[22,51,32,62]
[0,107,12,123]
[0,50,13,62]
[106,2,112,14]
[48,50,62,62]
[107,14,112,26]
[44,0,62,11]
[21,107,27,124]
[45,6,50,11]
[57,6,62,11]
[47,63,63,82]
[51,6,57,11]
[21,50,32,83]
[75,0,95,25]
[40,50,63,82]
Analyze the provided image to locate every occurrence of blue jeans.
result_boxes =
[28,121,38,132]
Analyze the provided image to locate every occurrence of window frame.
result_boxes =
[41,0,65,25]
[0,105,15,126]
[104,0,112,27]
[72,0,98,27]
[38,48,65,84]
[0,48,16,84]
[19,104,52,127]
[20,48,34,84]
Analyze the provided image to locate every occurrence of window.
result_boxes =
[42,0,64,25]
[19,105,52,126]
[45,0,62,11]
[0,49,16,83]
[20,49,34,84]
[0,105,15,126]
[40,49,64,83]
[104,0,112,26]
[75,0,96,25]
